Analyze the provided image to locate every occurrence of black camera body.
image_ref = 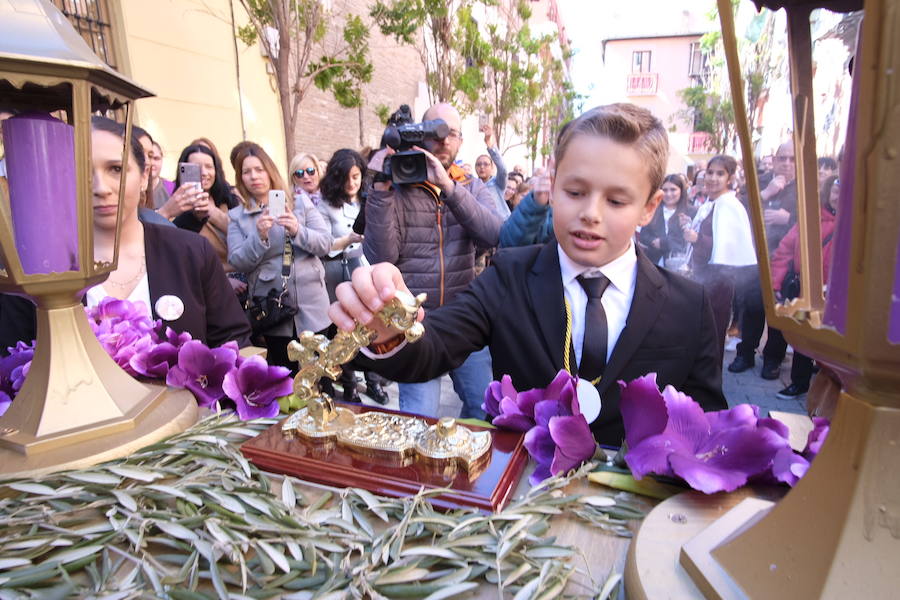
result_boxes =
[380,106,450,185]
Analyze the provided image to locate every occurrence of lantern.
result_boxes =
[0,0,197,476]
[627,0,899,597]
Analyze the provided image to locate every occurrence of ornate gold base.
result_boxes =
[0,384,197,478]
[626,391,900,599]
[0,303,199,478]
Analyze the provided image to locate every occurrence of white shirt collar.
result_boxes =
[557,239,638,295]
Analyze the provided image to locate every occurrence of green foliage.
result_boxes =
[309,14,373,108]
[370,0,491,104]
[236,0,373,160]
[236,23,258,46]
[694,3,782,151]
[677,85,735,152]
[375,103,392,124]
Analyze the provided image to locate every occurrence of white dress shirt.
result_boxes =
[85,272,152,317]
[557,241,637,370]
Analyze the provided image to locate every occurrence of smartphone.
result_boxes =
[478,113,489,129]
[268,190,286,219]
[178,162,202,194]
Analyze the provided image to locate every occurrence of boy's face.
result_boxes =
[551,134,661,268]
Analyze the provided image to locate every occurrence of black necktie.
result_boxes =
[577,274,611,382]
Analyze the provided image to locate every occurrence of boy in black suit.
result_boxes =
[333,103,727,447]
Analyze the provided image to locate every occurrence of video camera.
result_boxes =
[380,105,450,185]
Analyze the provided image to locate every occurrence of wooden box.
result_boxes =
[240,403,529,512]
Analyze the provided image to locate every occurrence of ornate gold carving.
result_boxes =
[286,290,426,420]
[281,290,491,474]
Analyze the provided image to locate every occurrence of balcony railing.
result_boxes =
[625,73,658,96]
[688,132,712,154]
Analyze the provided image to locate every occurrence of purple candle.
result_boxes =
[2,113,79,274]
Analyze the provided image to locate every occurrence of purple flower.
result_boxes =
[770,445,810,486]
[156,326,192,348]
[87,298,157,337]
[522,371,595,485]
[0,341,35,405]
[222,355,292,420]
[166,340,238,408]
[482,375,541,432]
[96,326,152,376]
[130,339,179,379]
[803,417,830,460]
[618,375,786,494]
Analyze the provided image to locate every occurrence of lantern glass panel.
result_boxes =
[1,109,80,275]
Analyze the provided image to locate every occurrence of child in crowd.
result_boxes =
[683,155,757,362]
[333,103,727,447]
[639,173,696,267]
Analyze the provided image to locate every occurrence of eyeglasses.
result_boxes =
[446,130,462,141]
[774,155,795,163]
[294,167,317,177]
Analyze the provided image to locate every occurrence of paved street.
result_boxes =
[353,335,808,419]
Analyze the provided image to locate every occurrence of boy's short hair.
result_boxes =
[554,103,669,196]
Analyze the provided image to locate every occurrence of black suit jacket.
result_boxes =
[143,224,251,348]
[356,242,726,446]
[0,225,251,350]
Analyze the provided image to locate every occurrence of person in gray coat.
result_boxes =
[364,102,502,420]
[227,145,332,372]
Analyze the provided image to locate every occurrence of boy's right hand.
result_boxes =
[329,263,424,344]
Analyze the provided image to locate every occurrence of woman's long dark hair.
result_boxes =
[662,173,689,212]
[174,144,238,209]
[320,148,366,209]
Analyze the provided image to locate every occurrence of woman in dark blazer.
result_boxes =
[639,173,695,267]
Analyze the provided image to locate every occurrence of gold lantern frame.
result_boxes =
[627,1,900,598]
[0,0,196,477]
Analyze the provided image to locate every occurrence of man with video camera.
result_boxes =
[363,102,502,420]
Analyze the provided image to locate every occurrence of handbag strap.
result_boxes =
[277,234,293,306]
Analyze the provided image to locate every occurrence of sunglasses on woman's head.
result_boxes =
[294,167,317,177]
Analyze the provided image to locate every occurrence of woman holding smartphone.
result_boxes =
[227,145,332,371]
[172,144,244,293]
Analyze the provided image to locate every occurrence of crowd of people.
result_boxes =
[0,99,837,440]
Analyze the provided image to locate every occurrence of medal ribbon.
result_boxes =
[563,298,602,386]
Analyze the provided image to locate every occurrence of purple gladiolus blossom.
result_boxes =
[157,326,192,348]
[771,445,810,486]
[223,355,292,420]
[803,417,830,460]
[481,374,542,432]
[0,342,34,402]
[518,371,595,485]
[619,373,668,449]
[87,298,157,337]
[166,340,238,408]
[619,375,788,494]
[130,339,179,379]
[96,327,152,376]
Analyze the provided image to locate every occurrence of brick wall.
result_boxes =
[290,0,427,165]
